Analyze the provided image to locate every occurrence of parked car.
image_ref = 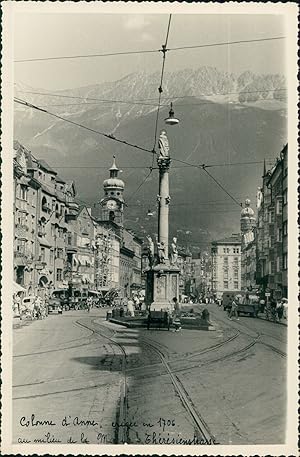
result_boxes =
[48,298,63,314]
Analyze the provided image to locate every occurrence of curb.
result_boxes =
[257,315,287,327]
[108,318,214,331]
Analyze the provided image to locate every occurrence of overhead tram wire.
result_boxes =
[15,35,285,63]
[152,13,172,152]
[126,168,154,204]
[14,96,254,207]
[16,87,287,107]
[127,15,173,203]
[166,36,286,52]
[14,97,154,156]
[15,48,160,63]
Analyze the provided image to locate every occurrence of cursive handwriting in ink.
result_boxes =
[20,414,56,427]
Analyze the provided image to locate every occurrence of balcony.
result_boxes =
[15,224,29,238]
[16,198,29,212]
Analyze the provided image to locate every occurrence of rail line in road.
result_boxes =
[209,309,287,359]
[90,319,218,443]
[75,319,128,444]
[139,336,217,444]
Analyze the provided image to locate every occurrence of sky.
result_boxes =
[14,13,286,91]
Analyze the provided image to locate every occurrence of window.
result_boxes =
[234,269,238,279]
[234,281,239,289]
[50,250,54,265]
[234,257,239,263]
[224,257,228,264]
[283,221,287,236]
[277,228,282,242]
[20,185,27,201]
[276,256,281,272]
[56,268,63,281]
[236,248,239,254]
[233,248,236,254]
[276,199,282,215]
[283,189,287,206]
[40,247,45,262]
[223,281,228,289]
[17,239,26,254]
[283,253,287,270]
[41,196,48,212]
[57,248,64,259]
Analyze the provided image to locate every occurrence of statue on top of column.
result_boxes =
[158,130,169,157]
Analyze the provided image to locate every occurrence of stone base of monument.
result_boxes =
[145,263,180,312]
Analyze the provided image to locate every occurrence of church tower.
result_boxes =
[100,156,125,226]
[240,198,256,246]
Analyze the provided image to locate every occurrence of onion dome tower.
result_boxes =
[240,199,256,245]
[100,156,125,226]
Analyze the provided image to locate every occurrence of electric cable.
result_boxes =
[126,168,154,203]
[202,167,242,207]
[166,36,285,52]
[15,36,285,63]
[16,87,286,107]
[15,48,159,63]
[153,14,172,151]
[14,97,154,156]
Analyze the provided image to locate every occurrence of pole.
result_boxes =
[157,130,171,263]
[158,166,169,259]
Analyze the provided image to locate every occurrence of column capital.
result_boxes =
[157,155,171,170]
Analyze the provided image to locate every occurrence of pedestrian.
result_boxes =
[259,297,265,313]
[13,293,21,318]
[172,297,181,316]
[127,297,135,317]
[229,298,239,320]
[270,299,277,322]
[276,300,284,322]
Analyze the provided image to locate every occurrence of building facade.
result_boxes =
[211,234,242,299]
[13,141,40,294]
[256,145,288,299]
[13,142,143,300]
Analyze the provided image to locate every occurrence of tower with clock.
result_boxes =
[100,156,125,226]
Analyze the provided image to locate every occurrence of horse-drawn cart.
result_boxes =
[147,309,171,330]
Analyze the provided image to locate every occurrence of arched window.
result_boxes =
[109,211,115,222]
[41,196,48,212]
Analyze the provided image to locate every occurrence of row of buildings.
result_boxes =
[173,144,288,303]
[13,140,143,300]
[208,144,288,301]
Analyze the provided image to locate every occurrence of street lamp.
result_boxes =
[165,102,180,126]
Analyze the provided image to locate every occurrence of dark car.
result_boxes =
[48,298,63,314]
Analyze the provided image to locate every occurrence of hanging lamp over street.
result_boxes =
[165,102,180,126]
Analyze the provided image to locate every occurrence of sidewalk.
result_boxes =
[257,314,287,327]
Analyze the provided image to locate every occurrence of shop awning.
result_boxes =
[13,281,26,293]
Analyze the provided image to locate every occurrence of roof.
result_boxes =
[56,175,66,184]
[37,159,57,175]
[212,234,241,245]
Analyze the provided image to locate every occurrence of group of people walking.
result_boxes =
[13,293,48,321]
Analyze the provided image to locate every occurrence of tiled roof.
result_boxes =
[37,159,57,175]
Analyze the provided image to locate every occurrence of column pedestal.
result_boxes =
[145,264,180,312]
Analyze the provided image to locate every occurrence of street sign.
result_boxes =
[265,292,271,297]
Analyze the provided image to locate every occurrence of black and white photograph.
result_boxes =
[1,2,298,455]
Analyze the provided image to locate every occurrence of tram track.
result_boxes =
[76,319,128,444]
[139,336,217,444]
